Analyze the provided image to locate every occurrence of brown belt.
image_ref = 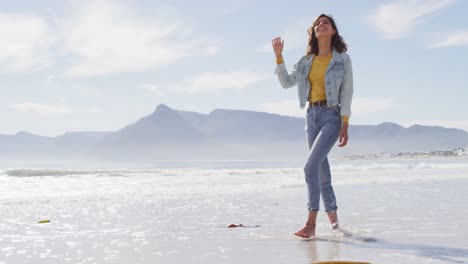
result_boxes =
[309,100,328,107]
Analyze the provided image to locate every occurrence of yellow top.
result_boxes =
[309,55,332,103]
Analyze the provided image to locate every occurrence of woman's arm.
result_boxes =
[338,54,353,147]
[272,37,298,89]
[339,54,353,118]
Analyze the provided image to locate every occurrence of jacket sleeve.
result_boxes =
[339,54,353,117]
[274,59,300,89]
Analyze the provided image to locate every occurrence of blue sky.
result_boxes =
[1,0,467,136]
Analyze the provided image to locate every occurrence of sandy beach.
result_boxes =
[1,158,467,264]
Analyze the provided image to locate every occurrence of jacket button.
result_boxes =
[327,81,330,84]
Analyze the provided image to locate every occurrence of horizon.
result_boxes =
[3,103,467,137]
[1,0,468,136]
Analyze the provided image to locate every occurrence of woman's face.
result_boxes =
[314,16,336,39]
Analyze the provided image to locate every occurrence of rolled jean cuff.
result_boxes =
[308,208,319,212]
[325,206,338,213]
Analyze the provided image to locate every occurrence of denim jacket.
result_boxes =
[274,49,353,117]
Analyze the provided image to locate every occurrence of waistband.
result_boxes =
[309,100,327,108]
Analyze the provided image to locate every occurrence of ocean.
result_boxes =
[1,157,467,263]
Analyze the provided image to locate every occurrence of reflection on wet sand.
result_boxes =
[300,238,341,263]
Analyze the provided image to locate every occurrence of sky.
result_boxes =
[1,0,467,136]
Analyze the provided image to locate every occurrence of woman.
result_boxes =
[272,14,353,238]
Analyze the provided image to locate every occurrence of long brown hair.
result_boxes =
[306,14,347,55]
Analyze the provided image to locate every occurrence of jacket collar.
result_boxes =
[306,48,343,62]
[305,48,344,72]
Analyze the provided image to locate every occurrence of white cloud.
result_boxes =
[260,100,306,117]
[142,84,164,97]
[11,102,99,116]
[70,85,104,97]
[257,17,310,52]
[369,0,454,39]
[188,71,267,94]
[59,1,219,77]
[0,13,55,72]
[205,45,220,56]
[401,120,468,132]
[430,31,468,48]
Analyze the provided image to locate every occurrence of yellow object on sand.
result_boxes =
[38,220,50,224]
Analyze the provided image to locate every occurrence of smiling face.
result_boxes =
[313,16,336,39]
[306,14,348,55]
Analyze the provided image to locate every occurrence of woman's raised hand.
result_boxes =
[272,37,284,59]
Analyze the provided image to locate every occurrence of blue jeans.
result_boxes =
[304,105,341,212]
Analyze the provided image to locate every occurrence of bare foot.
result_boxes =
[327,210,339,230]
[330,223,339,230]
[294,223,316,238]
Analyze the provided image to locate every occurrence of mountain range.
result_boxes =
[1,104,468,162]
